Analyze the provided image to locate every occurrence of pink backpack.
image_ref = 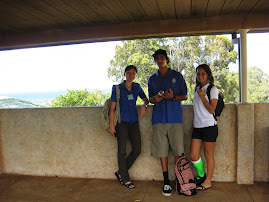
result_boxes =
[175,155,197,196]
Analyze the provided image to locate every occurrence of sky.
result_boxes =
[229,33,269,73]
[0,40,121,94]
[0,33,268,94]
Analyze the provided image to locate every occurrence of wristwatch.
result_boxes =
[172,94,176,100]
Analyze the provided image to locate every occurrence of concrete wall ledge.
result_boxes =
[0,103,268,184]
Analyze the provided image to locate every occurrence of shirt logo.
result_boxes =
[127,94,134,100]
[172,78,176,83]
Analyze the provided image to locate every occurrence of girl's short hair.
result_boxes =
[125,65,137,73]
[195,64,215,88]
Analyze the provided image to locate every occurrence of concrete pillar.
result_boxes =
[239,29,248,103]
[237,104,254,184]
[0,120,3,174]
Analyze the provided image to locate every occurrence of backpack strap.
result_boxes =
[206,84,217,121]
[206,84,212,101]
[116,85,121,123]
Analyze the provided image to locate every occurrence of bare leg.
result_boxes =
[201,141,216,188]
[160,157,168,171]
[190,138,203,161]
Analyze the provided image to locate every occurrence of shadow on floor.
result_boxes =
[0,174,268,201]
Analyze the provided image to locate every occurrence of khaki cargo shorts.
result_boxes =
[151,123,184,157]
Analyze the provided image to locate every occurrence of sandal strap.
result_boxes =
[115,172,123,185]
[125,182,135,189]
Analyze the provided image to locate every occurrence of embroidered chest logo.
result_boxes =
[172,78,176,83]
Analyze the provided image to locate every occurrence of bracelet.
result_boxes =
[172,94,176,100]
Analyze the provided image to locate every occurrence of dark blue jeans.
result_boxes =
[116,121,141,183]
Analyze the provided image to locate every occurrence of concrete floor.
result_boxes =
[0,174,268,202]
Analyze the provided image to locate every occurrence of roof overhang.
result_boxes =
[0,0,269,50]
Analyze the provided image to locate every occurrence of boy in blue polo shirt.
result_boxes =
[148,49,188,196]
[109,65,149,189]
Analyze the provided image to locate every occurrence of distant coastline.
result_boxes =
[0,89,111,105]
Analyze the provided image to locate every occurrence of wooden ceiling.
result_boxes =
[0,0,269,50]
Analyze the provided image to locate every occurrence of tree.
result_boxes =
[248,66,269,103]
[108,36,238,103]
[48,89,110,107]
[168,36,238,103]
[47,39,269,107]
[204,36,239,103]
[108,38,167,88]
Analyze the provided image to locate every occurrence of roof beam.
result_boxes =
[0,13,269,50]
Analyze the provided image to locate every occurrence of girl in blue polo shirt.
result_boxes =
[109,65,149,189]
[190,64,219,191]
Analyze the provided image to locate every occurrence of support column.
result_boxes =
[237,104,254,184]
[239,29,248,103]
[0,120,3,174]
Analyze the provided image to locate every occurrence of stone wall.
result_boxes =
[254,103,269,182]
[0,103,268,183]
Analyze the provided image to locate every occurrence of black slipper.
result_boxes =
[196,185,212,191]
[115,171,123,185]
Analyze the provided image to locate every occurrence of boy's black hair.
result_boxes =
[125,65,137,73]
[152,49,170,64]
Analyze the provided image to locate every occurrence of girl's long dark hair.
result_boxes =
[195,64,215,89]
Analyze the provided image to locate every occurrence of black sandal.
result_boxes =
[196,185,212,191]
[115,171,123,185]
[124,182,135,189]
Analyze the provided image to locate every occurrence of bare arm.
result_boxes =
[139,97,149,118]
[173,94,188,101]
[197,88,217,114]
[202,98,218,114]
[109,101,117,136]
[153,88,188,101]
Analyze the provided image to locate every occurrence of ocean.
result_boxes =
[0,89,111,106]
[0,91,68,105]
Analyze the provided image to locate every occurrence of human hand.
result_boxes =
[109,126,116,137]
[196,88,206,99]
[153,94,164,103]
[163,88,174,100]
[139,105,146,118]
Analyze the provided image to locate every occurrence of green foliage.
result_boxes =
[108,35,239,103]
[168,35,238,103]
[217,69,239,103]
[108,39,166,87]
[248,66,269,103]
[182,80,195,104]
[48,89,110,107]
[48,37,268,107]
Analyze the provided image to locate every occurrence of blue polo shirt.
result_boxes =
[148,68,187,124]
[111,81,146,123]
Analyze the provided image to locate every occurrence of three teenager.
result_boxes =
[109,49,219,195]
